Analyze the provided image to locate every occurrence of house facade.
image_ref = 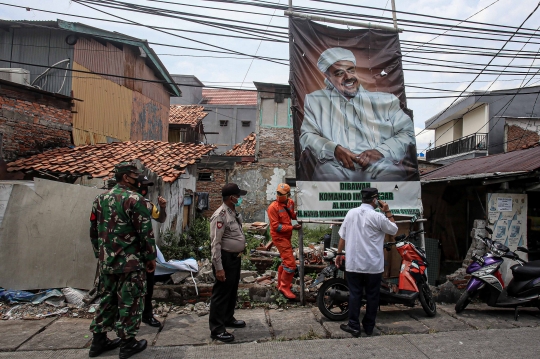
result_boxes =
[0,19,180,146]
[424,86,540,164]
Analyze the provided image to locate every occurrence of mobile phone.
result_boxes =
[377,200,383,208]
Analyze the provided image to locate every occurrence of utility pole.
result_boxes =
[391,0,398,30]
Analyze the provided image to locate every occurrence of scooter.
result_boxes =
[311,228,437,321]
[455,227,540,320]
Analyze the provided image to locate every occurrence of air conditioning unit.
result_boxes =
[0,68,31,86]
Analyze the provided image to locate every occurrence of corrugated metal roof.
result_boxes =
[0,19,180,97]
[7,141,215,183]
[421,145,540,181]
[225,133,256,156]
[169,105,207,126]
[201,89,257,105]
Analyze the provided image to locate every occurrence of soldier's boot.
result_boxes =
[88,333,121,357]
[279,270,296,300]
[119,338,147,359]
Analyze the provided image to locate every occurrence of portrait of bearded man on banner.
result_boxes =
[298,47,418,182]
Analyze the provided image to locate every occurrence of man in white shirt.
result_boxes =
[299,47,416,181]
[335,188,397,337]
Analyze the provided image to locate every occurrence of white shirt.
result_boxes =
[338,203,398,274]
[300,83,415,165]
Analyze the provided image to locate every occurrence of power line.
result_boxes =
[416,1,540,139]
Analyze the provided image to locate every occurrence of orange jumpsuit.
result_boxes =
[267,198,297,273]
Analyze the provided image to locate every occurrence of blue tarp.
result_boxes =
[0,288,63,304]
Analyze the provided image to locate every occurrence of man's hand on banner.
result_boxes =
[334,145,358,170]
[355,149,384,169]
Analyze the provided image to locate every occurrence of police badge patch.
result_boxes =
[217,221,223,229]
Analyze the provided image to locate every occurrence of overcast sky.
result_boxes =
[3,0,540,153]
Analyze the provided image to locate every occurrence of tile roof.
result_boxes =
[201,89,257,106]
[169,105,207,126]
[225,133,256,156]
[7,141,215,183]
[421,145,540,182]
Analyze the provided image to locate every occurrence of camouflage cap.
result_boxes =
[114,161,143,175]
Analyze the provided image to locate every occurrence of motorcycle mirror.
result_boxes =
[516,246,529,253]
[385,246,392,252]
[485,227,493,235]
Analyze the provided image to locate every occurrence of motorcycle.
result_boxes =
[455,227,540,320]
[311,228,437,321]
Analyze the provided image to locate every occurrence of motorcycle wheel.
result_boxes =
[455,290,472,314]
[317,278,349,321]
[419,282,437,317]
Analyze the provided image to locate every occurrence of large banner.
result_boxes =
[289,18,422,220]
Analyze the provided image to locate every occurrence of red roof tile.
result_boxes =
[169,105,207,126]
[201,89,257,106]
[7,141,215,183]
[225,133,256,156]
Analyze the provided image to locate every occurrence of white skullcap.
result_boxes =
[317,47,356,73]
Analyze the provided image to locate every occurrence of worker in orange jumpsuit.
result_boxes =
[267,183,302,299]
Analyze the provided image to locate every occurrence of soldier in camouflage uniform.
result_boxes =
[89,161,156,359]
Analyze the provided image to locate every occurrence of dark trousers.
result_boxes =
[346,271,382,333]
[143,270,155,318]
[209,251,241,334]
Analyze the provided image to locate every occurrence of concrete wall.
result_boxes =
[0,178,103,290]
[462,104,487,136]
[169,75,203,105]
[434,120,456,147]
[203,105,257,154]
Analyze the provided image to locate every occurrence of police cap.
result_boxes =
[222,183,247,197]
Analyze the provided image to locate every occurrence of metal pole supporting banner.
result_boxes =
[298,224,305,305]
[391,0,398,30]
[284,10,403,32]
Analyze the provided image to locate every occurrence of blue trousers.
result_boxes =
[346,271,382,333]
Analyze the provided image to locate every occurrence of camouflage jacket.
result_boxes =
[90,184,156,274]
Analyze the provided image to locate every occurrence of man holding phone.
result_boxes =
[335,188,397,337]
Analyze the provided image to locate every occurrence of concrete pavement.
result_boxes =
[0,303,539,358]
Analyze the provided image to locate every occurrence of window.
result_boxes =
[219,120,228,127]
[198,172,213,181]
[241,121,251,127]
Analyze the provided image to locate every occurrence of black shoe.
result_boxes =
[364,328,373,336]
[225,319,246,328]
[340,324,360,338]
[88,333,121,357]
[211,331,235,343]
[142,316,162,328]
[119,338,147,359]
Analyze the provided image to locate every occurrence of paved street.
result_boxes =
[0,303,539,358]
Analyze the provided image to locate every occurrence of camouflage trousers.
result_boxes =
[89,270,147,340]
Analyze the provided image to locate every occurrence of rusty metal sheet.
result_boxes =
[130,91,169,141]
[71,62,132,145]
[421,146,540,181]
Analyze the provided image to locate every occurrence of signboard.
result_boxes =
[289,18,422,219]
[487,193,527,284]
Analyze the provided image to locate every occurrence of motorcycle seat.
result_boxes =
[511,260,540,280]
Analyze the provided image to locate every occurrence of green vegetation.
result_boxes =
[270,256,282,271]
[160,217,211,261]
[290,226,331,248]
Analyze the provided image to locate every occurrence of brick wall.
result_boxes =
[257,127,295,159]
[506,124,539,152]
[196,127,296,222]
[0,86,73,162]
[196,169,227,218]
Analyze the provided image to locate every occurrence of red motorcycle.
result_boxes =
[313,228,436,321]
